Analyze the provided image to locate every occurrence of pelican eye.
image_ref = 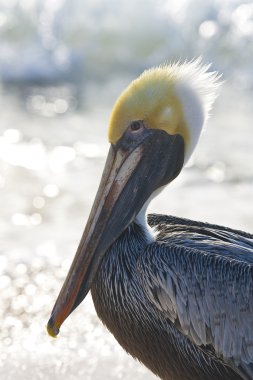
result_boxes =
[129,120,144,132]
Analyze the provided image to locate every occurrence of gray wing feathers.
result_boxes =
[138,243,253,375]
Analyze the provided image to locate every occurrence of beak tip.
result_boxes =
[47,316,60,338]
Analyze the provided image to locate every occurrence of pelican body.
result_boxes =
[47,61,253,380]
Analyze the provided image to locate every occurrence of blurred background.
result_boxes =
[0,0,253,379]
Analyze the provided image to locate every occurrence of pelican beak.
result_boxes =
[47,126,184,337]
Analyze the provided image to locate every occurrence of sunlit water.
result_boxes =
[1,0,253,379]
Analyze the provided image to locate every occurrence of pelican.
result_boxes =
[47,60,253,380]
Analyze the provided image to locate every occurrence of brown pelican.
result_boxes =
[47,60,253,380]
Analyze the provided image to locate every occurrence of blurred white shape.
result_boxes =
[36,240,57,258]
[29,322,41,335]
[199,20,218,39]
[54,98,68,114]
[30,213,42,226]
[13,294,28,309]
[25,284,37,296]
[34,272,46,285]
[43,183,59,197]
[31,294,52,310]
[205,161,226,183]
[3,128,22,143]
[11,212,42,227]
[33,196,45,209]
[0,139,46,171]
[12,213,30,226]
[31,257,44,270]
[15,263,27,275]
[232,3,253,36]
[27,94,69,116]
[49,145,76,172]
[84,143,100,158]
[78,348,87,358]
[0,275,11,289]
[74,142,101,158]
[4,316,23,329]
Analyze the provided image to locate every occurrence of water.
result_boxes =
[0,0,253,379]
[1,0,253,86]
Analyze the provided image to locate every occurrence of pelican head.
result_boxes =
[109,59,219,162]
[47,59,220,337]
